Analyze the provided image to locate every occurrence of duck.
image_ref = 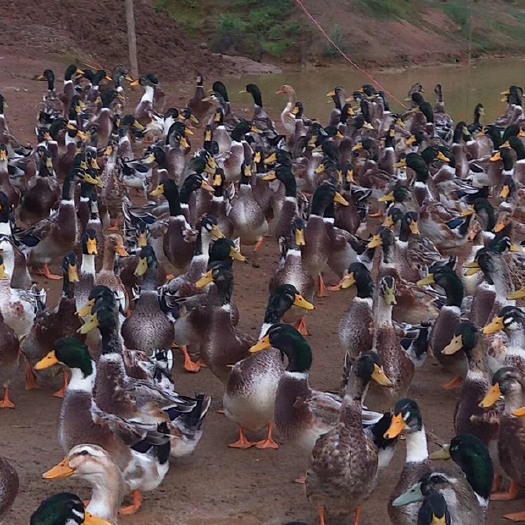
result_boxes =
[30,492,110,525]
[42,444,124,524]
[249,324,390,453]
[224,284,314,450]
[338,262,375,366]
[219,120,256,183]
[34,337,172,514]
[94,233,129,314]
[76,229,99,312]
[17,167,94,279]
[442,321,499,450]
[0,309,19,409]
[187,73,213,122]
[239,83,277,137]
[24,252,83,398]
[417,262,466,389]
[18,145,60,225]
[275,85,297,137]
[131,75,156,126]
[0,454,18,523]
[228,161,268,267]
[481,366,525,521]
[396,434,492,524]
[383,399,431,525]
[121,246,173,355]
[269,217,315,336]
[368,276,414,411]
[305,352,393,525]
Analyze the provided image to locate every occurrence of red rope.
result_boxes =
[295,0,409,109]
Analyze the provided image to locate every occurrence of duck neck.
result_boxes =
[405,426,428,463]
[216,277,233,307]
[507,327,525,351]
[466,342,488,376]
[443,275,464,307]
[100,321,123,355]
[141,85,154,103]
[69,364,96,392]
[102,248,117,271]
[86,468,124,524]
[376,297,393,327]
[81,253,96,275]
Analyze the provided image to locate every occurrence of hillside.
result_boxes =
[2,0,525,80]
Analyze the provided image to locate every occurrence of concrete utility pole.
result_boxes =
[125,0,139,79]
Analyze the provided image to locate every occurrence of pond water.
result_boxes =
[225,57,525,126]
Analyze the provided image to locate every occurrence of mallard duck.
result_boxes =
[0,308,19,409]
[396,434,492,524]
[187,73,212,122]
[367,276,414,410]
[0,144,20,208]
[0,454,18,522]
[383,399,431,525]
[275,85,297,137]
[121,246,173,354]
[24,252,83,397]
[34,68,64,117]
[208,80,240,129]
[18,146,60,225]
[30,492,110,525]
[131,75,156,126]
[94,233,129,313]
[250,324,389,453]
[301,183,351,297]
[305,352,392,525]
[239,83,277,137]
[228,162,268,267]
[17,167,97,279]
[481,366,525,520]
[269,217,315,336]
[442,321,499,450]
[338,262,375,365]
[224,284,314,450]
[76,229,98,311]
[417,262,466,389]
[219,120,256,183]
[42,444,124,524]
[34,337,171,514]
[197,168,233,238]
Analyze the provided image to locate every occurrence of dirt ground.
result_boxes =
[1,51,522,525]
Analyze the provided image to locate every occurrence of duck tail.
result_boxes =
[151,422,171,465]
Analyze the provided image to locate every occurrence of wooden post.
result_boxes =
[125,0,139,79]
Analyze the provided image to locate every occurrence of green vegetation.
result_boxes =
[325,24,347,57]
[441,1,471,31]
[153,0,304,59]
[354,0,415,20]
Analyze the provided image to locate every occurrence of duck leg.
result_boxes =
[119,490,143,515]
[23,354,40,390]
[294,474,306,484]
[175,344,201,373]
[504,510,525,522]
[353,505,362,525]
[491,480,520,501]
[0,386,15,409]
[195,358,207,368]
[34,264,62,280]
[294,317,310,336]
[107,213,123,232]
[255,423,279,449]
[492,473,503,493]
[318,505,327,525]
[228,427,256,449]
[53,369,70,398]
[317,274,330,297]
[441,375,463,390]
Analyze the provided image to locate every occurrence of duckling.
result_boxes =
[224,284,314,450]
[188,73,212,122]
[250,324,389,453]
[481,366,525,520]
[383,399,431,525]
[35,337,172,515]
[305,352,393,525]
[228,162,268,267]
[121,246,173,354]
[42,444,124,524]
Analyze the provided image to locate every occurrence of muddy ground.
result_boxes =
[0,51,522,525]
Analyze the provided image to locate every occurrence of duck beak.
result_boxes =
[293,293,315,311]
[334,192,349,206]
[417,274,435,286]
[295,228,305,246]
[34,350,59,371]
[383,413,408,439]
[500,185,511,199]
[86,238,98,255]
[190,114,199,124]
[195,270,213,288]
[134,257,148,277]
[480,383,503,408]
[512,407,525,417]
[461,207,475,217]
[78,314,100,334]
[326,90,336,97]
[130,79,140,87]
[229,247,247,262]
[263,171,277,181]
[200,180,215,192]
[406,135,417,146]
[211,224,225,239]
[84,512,112,525]
[482,316,504,334]
[249,334,272,353]
[263,153,277,165]
[254,151,262,164]
[442,334,463,355]
[490,151,502,162]
[352,143,363,152]
[382,216,395,228]
[507,287,525,300]
[42,459,75,480]
[463,260,481,276]
[429,446,451,460]
[180,136,190,149]
[116,245,129,257]
[409,221,420,235]
[150,184,165,197]
[519,130,525,138]
[68,263,80,283]
[315,164,326,174]
[436,151,450,163]
[372,364,393,386]
[378,192,395,203]
[493,220,507,233]
[367,234,382,249]
[77,299,95,317]
[340,272,356,289]
[346,169,355,183]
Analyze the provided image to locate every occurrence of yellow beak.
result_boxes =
[482,316,504,334]
[383,413,408,439]
[196,270,214,288]
[34,350,59,371]
[442,334,463,355]
[293,293,315,311]
[249,334,272,353]
[42,459,75,480]
[480,383,503,408]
